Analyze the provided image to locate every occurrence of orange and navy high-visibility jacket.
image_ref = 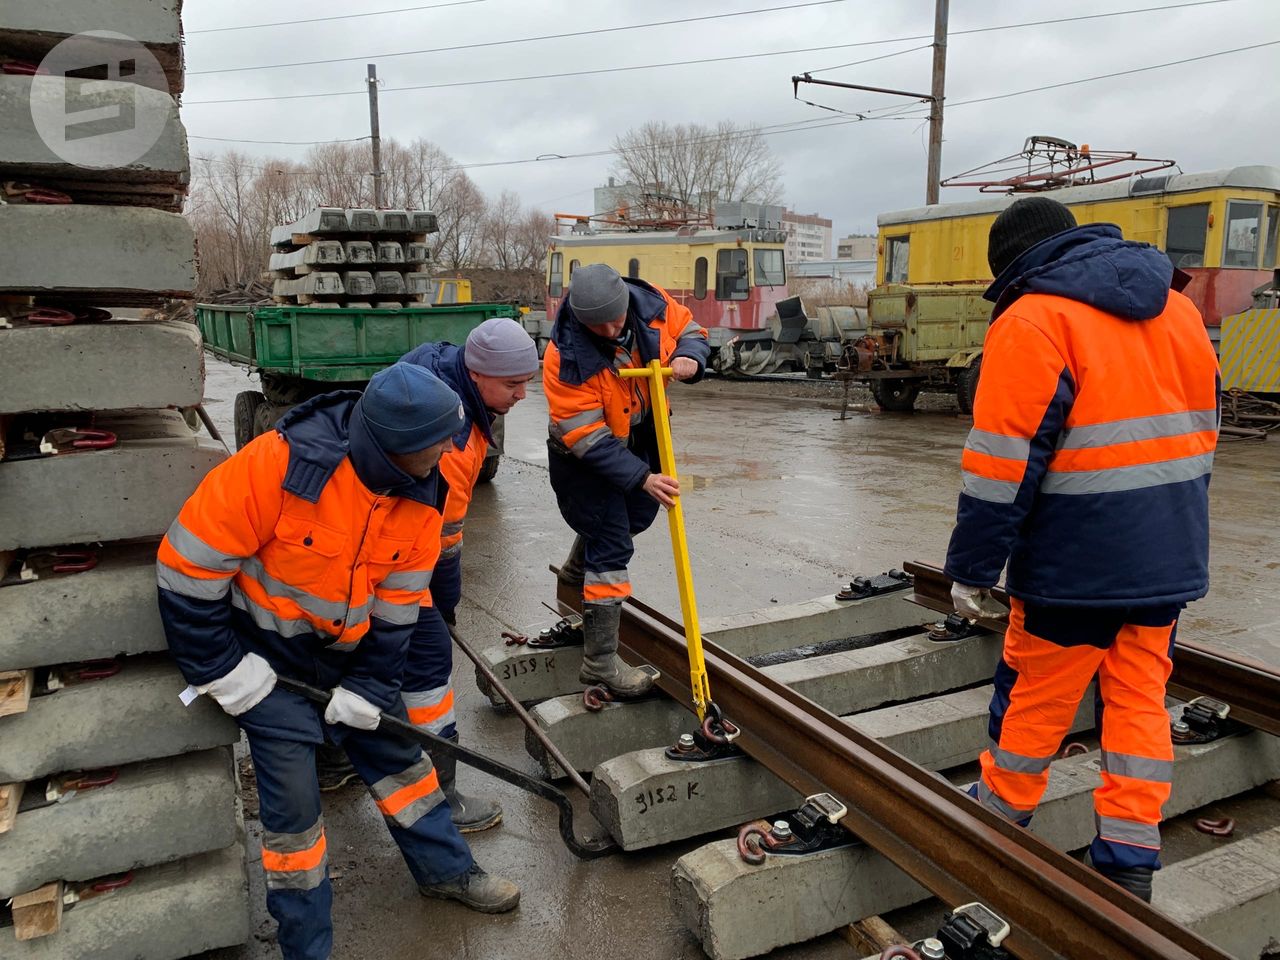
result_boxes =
[400,340,493,563]
[157,393,448,711]
[944,223,1220,606]
[543,278,710,490]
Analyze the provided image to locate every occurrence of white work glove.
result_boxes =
[197,652,276,716]
[951,582,1008,621]
[323,686,382,730]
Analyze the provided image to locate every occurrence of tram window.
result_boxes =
[1165,204,1209,268]
[886,236,910,282]
[548,252,563,298]
[569,259,580,278]
[1264,206,1280,268]
[715,248,749,301]
[628,258,640,279]
[694,257,708,300]
[1223,201,1263,268]
[753,248,786,287]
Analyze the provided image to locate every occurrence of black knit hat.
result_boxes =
[987,197,1078,277]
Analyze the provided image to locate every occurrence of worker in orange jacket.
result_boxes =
[157,364,520,960]
[312,321,539,832]
[545,263,710,696]
[945,197,1220,902]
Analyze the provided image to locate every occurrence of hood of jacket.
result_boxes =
[275,392,442,507]
[550,277,667,386]
[985,222,1174,322]
[399,340,495,449]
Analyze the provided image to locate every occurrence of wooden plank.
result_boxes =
[840,916,910,954]
[12,881,63,940]
[0,780,24,833]
[0,669,34,718]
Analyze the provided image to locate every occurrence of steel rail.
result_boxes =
[903,561,1280,737]
[552,578,1229,960]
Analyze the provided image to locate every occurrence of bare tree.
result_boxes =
[480,190,523,270]
[513,209,554,271]
[611,120,783,216]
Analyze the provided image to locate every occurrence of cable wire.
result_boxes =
[188,0,850,75]
[188,0,485,34]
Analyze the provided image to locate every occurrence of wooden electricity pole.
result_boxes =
[791,0,950,205]
[925,0,949,204]
[367,63,384,208]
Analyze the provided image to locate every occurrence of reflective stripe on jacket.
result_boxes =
[543,278,710,490]
[945,224,1220,606]
[156,393,446,710]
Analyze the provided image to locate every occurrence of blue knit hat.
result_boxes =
[356,362,464,454]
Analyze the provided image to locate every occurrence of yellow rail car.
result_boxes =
[854,166,1280,412]
[876,165,1280,328]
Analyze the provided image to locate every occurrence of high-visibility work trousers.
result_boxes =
[977,598,1179,871]
[404,604,457,738]
[243,688,473,960]
[547,443,660,605]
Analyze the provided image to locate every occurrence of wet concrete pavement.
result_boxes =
[200,357,1279,959]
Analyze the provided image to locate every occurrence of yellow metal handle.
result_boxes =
[619,366,673,378]
[622,359,713,720]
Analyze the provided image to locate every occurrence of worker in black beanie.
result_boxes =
[944,194,1220,904]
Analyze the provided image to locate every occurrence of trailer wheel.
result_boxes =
[234,391,267,450]
[252,401,282,440]
[956,359,982,415]
[476,455,500,485]
[871,379,920,413]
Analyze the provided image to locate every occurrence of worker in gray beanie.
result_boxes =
[544,263,710,698]
[313,320,539,837]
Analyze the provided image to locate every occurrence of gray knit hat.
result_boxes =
[568,263,629,327]
[464,318,538,377]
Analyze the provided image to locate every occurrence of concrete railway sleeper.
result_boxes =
[547,580,1276,960]
[904,562,1280,739]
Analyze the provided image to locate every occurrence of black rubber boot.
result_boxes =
[431,733,502,834]
[420,864,520,913]
[315,741,359,792]
[578,601,654,697]
[1084,850,1153,902]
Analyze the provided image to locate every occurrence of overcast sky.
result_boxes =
[180,0,1280,241]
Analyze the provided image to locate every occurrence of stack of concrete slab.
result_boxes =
[0,2,248,955]
[267,206,438,307]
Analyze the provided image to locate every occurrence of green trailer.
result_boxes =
[195,302,520,478]
[847,283,991,413]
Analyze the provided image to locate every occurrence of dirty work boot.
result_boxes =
[420,864,520,914]
[558,536,585,590]
[431,734,502,833]
[315,741,359,792]
[1083,850,1153,903]
[578,601,655,697]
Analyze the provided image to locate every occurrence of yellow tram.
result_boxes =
[876,165,1280,328]
[545,216,790,347]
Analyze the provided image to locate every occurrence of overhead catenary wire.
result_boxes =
[806,0,1239,72]
[184,3,1250,107]
[190,33,1278,153]
[188,0,486,34]
[187,0,851,75]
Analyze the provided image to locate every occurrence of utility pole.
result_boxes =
[791,0,949,205]
[366,63,383,208]
[925,0,949,205]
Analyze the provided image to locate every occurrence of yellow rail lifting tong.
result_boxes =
[620,359,716,721]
